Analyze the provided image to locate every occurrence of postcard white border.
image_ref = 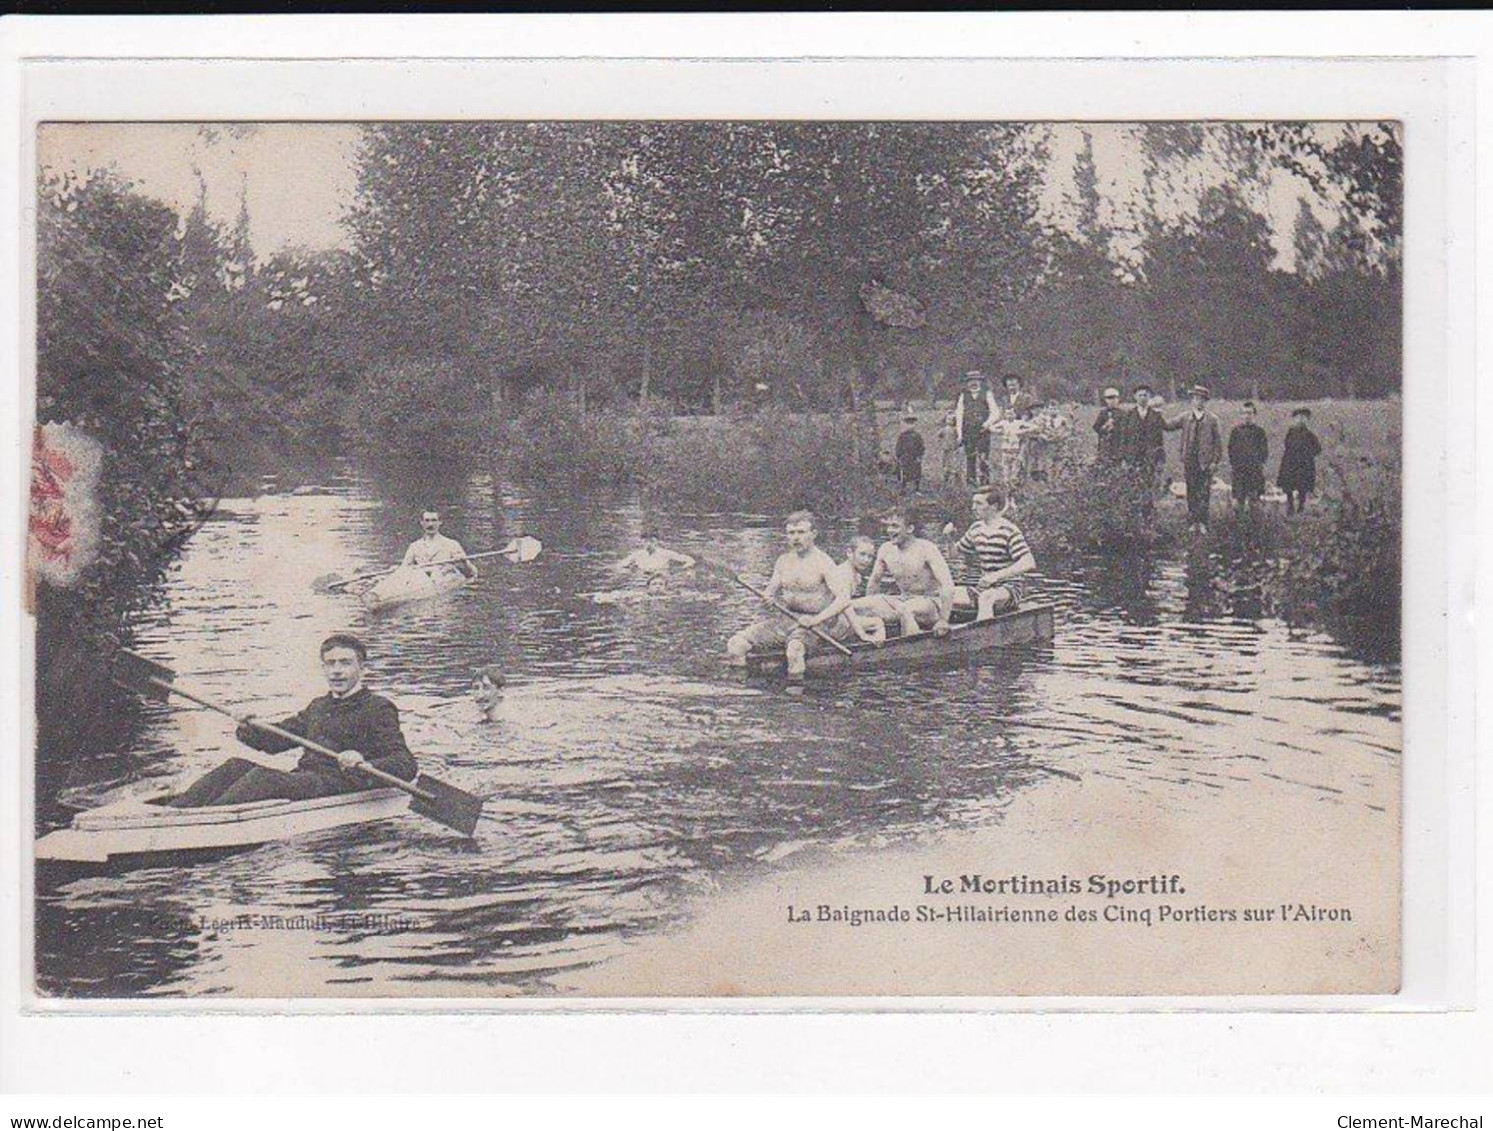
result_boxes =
[0,16,1482,1094]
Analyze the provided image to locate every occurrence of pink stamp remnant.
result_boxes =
[28,422,102,589]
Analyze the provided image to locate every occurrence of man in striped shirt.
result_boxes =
[949,484,1036,620]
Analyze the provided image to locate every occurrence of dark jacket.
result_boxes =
[1169,410,1223,471]
[1227,422,1268,471]
[236,688,418,784]
[1277,424,1322,491]
[1125,407,1167,469]
[894,427,925,467]
[955,388,995,445]
[1093,406,1125,463]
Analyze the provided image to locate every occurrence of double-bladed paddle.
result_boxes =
[312,535,543,595]
[695,555,854,657]
[111,649,484,837]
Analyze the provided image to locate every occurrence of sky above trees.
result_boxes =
[38,120,1390,272]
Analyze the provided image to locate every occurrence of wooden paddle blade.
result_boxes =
[409,773,484,838]
[503,536,542,564]
[692,556,738,584]
[311,572,348,594]
[110,648,177,703]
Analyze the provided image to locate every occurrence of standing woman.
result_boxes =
[1277,407,1323,515]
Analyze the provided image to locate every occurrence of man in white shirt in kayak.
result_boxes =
[402,510,478,582]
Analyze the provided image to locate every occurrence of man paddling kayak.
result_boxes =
[169,634,417,807]
[402,510,478,582]
[725,509,856,678]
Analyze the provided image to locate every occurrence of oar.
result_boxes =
[695,556,854,657]
[313,536,542,594]
[110,649,484,838]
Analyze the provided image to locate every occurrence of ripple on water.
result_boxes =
[36,479,1400,997]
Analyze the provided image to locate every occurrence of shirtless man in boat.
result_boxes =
[616,531,696,591]
[170,634,418,807]
[864,506,956,638]
[401,510,478,582]
[836,534,892,644]
[837,535,878,599]
[725,509,857,678]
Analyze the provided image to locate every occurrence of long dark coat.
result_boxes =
[1227,422,1268,472]
[1277,424,1322,492]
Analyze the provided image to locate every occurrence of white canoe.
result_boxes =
[357,566,470,612]
[36,787,410,866]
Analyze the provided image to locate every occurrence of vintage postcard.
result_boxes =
[26,108,1409,1001]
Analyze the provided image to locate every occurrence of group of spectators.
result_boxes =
[891,370,1071,496]
[887,370,1326,536]
[1093,382,1324,531]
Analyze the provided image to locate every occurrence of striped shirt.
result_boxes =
[953,517,1032,600]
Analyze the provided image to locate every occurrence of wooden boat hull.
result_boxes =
[35,787,410,866]
[745,602,1055,677]
[357,566,470,612]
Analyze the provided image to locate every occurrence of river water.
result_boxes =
[35,466,1400,997]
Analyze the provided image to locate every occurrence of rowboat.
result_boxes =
[35,786,410,869]
[745,602,1056,677]
[356,566,470,613]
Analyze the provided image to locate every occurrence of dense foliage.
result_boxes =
[152,121,1400,471]
[34,171,218,807]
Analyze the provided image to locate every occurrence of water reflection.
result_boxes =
[36,466,1400,997]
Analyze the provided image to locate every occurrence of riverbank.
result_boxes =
[560,763,1398,998]
[480,395,1400,650]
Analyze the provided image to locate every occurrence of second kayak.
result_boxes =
[356,566,471,613]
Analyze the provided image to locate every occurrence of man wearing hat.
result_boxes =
[1092,386,1126,465]
[1124,383,1167,490]
[1277,407,1323,515]
[1168,384,1223,532]
[952,370,1000,486]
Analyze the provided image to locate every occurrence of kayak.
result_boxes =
[356,566,470,613]
[745,602,1055,677]
[35,786,410,868]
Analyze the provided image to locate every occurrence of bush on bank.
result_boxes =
[489,394,879,514]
